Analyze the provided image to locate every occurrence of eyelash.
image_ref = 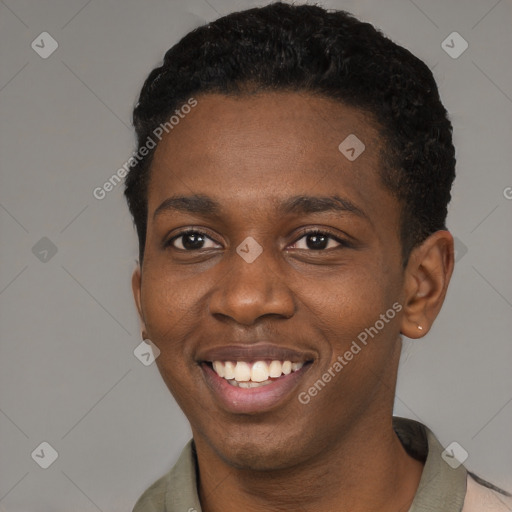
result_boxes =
[166,228,350,251]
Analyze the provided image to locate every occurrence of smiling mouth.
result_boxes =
[205,359,311,388]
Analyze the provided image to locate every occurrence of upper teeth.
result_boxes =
[212,360,304,383]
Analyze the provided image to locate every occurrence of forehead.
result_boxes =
[147,92,393,222]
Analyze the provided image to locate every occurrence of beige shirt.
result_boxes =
[132,417,512,511]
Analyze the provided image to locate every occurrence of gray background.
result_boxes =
[0,0,511,510]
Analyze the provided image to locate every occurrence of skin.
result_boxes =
[132,92,454,512]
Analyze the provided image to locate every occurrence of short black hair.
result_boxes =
[125,2,455,265]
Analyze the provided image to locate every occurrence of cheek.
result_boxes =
[298,274,401,420]
[300,265,397,340]
[140,269,204,354]
[299,265,402,399]
[142,268,201,337]
[141,271,205,405]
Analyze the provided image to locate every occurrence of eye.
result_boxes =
[167,230,221,251]
[289,230,347,251]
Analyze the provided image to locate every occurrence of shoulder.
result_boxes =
[132,471,170,512]
[462,473,512,512]
[131,440,199,512]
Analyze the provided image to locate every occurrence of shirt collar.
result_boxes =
[393,417,467,511]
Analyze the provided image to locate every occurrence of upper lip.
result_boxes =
[198,343,316,363]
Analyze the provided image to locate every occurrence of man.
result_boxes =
[124,3,511,511]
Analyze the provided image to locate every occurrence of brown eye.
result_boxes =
[304,233,329,250]
[290,230,346,251]
[169,230,221,251]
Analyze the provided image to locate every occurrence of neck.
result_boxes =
[196,413,424,512]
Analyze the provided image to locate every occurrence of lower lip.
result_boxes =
[201,363,311,414]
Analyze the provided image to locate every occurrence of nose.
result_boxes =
[208,248,296,326]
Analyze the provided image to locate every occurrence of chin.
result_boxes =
[223,447,300,472]
[210,430,311,472]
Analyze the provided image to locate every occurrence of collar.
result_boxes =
[393,417,467,511]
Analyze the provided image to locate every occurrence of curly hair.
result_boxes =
[125,2,455,265]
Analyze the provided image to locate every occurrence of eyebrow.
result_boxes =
[279,195,368,219]
[153,195,221,220]
[153,194,368,220]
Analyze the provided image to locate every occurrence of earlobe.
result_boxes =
[400,231,454,339]
[131,266,147,338]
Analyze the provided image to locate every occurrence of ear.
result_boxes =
[400,230,454,339]
[132,265,147,339]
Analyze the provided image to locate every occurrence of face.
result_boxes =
[133,92,409,470]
